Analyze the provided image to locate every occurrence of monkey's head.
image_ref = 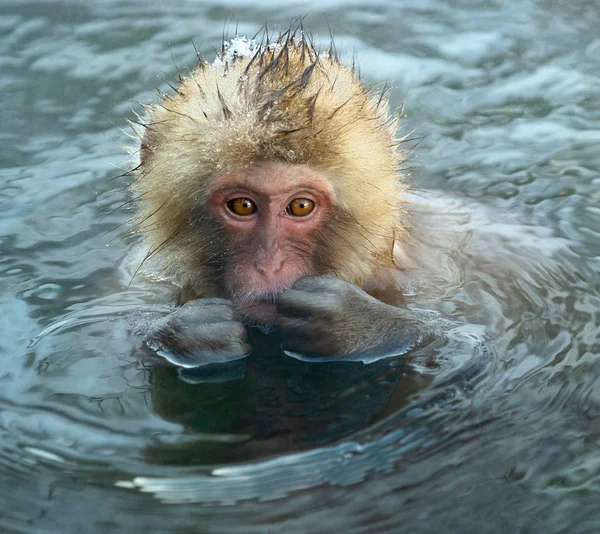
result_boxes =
[132,29,406,323]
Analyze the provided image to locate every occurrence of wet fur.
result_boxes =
[131,26,407,297]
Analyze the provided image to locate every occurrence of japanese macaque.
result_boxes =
[132,29,448,368]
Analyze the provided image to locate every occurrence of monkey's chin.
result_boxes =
[231,288,289,329]
[236,301,277,330]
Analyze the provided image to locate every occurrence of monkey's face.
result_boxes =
[206,161,335,324]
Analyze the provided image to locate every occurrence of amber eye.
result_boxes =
[287,198,315,217]
[227,198,256,216]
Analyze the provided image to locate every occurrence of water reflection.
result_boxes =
[126,328,487,506]
[2,0,600,531]
[146,329,431,465]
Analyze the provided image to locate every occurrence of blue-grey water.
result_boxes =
[1,1,600,533]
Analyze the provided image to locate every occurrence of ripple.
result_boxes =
[2,0,600,532]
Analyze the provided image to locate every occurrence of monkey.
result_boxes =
[130,29,453,368]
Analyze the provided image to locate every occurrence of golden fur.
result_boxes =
[132,29,407,295]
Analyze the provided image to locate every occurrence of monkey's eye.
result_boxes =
[287,198,315,217]
[227,198,257,216]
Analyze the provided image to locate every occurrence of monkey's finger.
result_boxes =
[151,318,248,353]
[274,314,310,332]
[276,290,312,317]
[275,315,340,354]
[291,275,344,292]
[151,321,250,368]
[276,289,338,317]
[191,321,249,349]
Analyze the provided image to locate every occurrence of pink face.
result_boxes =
[207,162,335,323]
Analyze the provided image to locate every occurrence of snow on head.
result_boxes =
[212,36,257,68]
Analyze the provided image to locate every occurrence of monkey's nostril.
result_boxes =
[255,261,283,276]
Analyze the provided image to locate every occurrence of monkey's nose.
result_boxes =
[254,244,285,276]
[254,258,284,276]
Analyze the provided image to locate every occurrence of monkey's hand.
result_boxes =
[144,298,250,368]
[276,275,447,359]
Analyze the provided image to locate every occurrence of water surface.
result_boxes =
[1,1,600,532]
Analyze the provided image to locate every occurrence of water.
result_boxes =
[1,0,600,532]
